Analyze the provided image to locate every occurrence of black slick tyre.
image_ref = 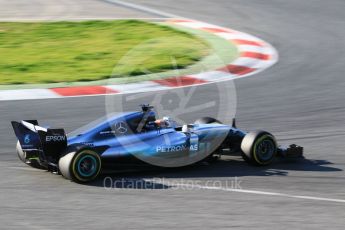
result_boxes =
[241,131,277,166]
[59,148,101,183]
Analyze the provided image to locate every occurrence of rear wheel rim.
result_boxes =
[77,155,97,177]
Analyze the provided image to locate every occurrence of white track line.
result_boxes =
[0,89,59,100]
[236,45,273,54]
[189,71,236,81]
[105,81,169,93]
[0,17,169,22]
[173,21,227,30]
[230,57,276,69]
[214,32,258,41]
[155,181,345,204]
[103,0,181,18]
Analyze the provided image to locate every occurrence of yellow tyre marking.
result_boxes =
[253,135,276,165]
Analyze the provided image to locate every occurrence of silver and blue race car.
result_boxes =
[11,104,303,183]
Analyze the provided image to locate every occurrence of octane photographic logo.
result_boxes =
[104,35,238,167]
[103,177,242,191]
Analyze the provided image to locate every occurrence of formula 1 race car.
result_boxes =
[11,104,303,183]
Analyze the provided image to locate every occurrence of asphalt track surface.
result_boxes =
[1,0,345,229]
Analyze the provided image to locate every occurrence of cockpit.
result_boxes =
[68,104,182,139]
[135,104,178,132]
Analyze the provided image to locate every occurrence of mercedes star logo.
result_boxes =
[114,122,128,134]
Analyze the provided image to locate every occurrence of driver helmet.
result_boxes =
[162,116,177,128]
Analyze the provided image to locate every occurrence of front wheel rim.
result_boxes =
[253,136,276,163]
[256,140,275,161]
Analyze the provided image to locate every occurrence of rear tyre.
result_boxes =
[16,141,26,163]
[59,148,101,183]
[194,117,222,124]
[241,131,277,166]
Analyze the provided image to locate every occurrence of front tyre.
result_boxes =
[59,149,101,183]
[241,131,277,166]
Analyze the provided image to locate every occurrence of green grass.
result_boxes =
[0,20,210,84]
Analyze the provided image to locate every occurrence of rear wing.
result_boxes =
[11,120,67,157]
